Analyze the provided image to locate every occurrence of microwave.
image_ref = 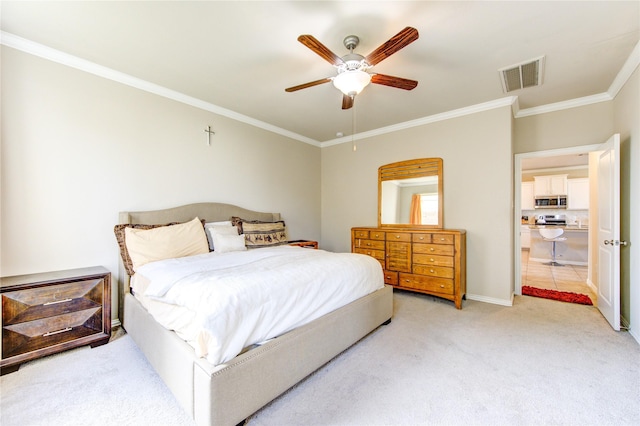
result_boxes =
[534,195,567,209]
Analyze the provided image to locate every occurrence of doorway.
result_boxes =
[514,144,602,302]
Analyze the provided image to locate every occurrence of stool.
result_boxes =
[539,228,567,266]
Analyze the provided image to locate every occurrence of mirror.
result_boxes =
[378,158,443,228]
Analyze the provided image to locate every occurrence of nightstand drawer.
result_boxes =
[1,266,111,375]
[2,308,104,359]
[2,278,105,325]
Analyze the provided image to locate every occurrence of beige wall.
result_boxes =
[321,106,515,304]
[514,102,614,153]
[0,47,322,321]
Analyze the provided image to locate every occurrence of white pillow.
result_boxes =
[212,233,247,253]
[204,221,235,250]
[125,217,209,271]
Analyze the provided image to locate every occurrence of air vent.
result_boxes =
[499,56,545,93]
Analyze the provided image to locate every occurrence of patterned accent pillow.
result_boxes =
[231,217,288,248]
[114,219,205,276]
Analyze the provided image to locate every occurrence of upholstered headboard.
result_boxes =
[116,202,281,319]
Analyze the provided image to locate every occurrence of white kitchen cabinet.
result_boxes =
[534,174,568,196]
[568,178,590,210]
[521,182,534,210]
[521,225,531,249]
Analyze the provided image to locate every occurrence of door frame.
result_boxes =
[514,144,601,295]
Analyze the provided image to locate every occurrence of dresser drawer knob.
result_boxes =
[43,298,72,306]
[430,248,435,252]
[395,235,400,239]
[440,284,445,288]
[43,327,72,337]
[430,258,435,262]
[419,236,424,240]
[430,269,435,273]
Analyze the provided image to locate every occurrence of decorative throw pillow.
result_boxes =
[238,220,288,248]
[122,217,209,272]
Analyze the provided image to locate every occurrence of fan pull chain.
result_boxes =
[352,96,357,152]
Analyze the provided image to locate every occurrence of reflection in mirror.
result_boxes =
[381,176,439,225]
[378,158,443,228]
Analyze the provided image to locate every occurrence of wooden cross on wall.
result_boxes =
[204,125,215,146]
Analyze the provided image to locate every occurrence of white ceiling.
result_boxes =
[2,1,639,145]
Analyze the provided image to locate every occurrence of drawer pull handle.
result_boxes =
[419,236,424,240]
[43,327,72,337]
[440,285,445,288]
[430,258,435,262]
[43,298,72,306]
[440,238,446,241]
[430,269,435,273]
[395,235,400,239]
[430,248,435,252]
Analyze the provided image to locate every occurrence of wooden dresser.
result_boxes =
[1,266,111,374]
[352,227,466,309]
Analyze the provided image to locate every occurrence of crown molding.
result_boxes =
[0,31,321,147]
[322,96,518,147]
[3,31,637,149]
[608,39,640,98]
[515,92,613,118]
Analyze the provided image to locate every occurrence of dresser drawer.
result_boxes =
[382,270,398,285]
[386,232,411,242]
[431,234,455,245]
[413,243,454,256]
[354,248,385,261]
[369,231,386,240]
[353,229,370,239]
[413,264,454,279]
[2,279,105,325]
[412,234,431,243]
[357,239,385,250]
[398,273,454,295]
[2,308,104,359]
[412,253,454,267]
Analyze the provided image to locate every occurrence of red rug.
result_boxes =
[522,286,593,305]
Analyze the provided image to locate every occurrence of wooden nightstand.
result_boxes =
[288,240,318,249]
[1,266,111,375]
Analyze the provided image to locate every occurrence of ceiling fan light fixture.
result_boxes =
[333,70,372,96]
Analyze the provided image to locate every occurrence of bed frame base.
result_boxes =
[124,285,393,426]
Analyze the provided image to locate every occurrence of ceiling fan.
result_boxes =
[285,27,419,110]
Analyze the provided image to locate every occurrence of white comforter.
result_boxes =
[133,245,384,366]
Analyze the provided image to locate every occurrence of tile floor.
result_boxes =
[521,249,597,305]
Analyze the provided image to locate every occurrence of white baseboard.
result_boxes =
[112,319,122,328]
[466,293,514,307]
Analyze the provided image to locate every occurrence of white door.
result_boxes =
[597,134,621,330]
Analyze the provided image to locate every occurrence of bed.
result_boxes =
[116,202,393,426]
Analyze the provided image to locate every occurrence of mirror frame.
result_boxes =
[378,158,444,229]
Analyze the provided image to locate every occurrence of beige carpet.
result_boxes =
[2,291,639,425]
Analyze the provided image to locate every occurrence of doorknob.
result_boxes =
[604,240,628,246]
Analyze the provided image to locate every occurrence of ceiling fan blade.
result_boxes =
[285,78,332,92]
[371,73,418,90]
[342,94,354,110]
[298,35,344,66]
[365,27,419,66]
